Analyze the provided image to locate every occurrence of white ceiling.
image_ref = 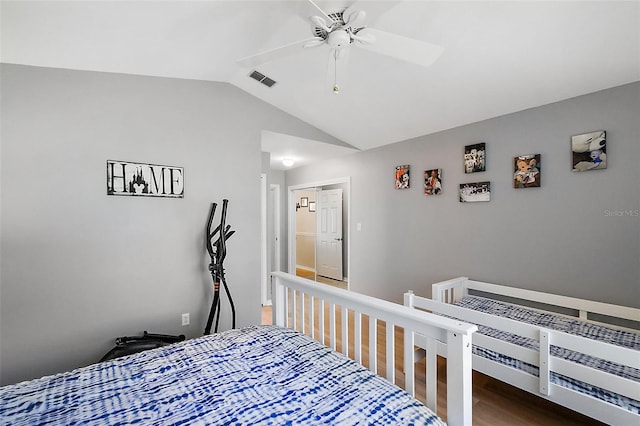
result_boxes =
[262,131,358,170]
[2,1,639,166]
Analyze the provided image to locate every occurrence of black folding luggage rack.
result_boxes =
[100,331,185,362]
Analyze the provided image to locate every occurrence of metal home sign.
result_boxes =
[107,160,184,198]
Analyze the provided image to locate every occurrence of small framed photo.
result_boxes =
[572,130,606,171]
[308,201,316,212]
[424,169,443,195]
[464,143,486,173]
[300,197,308,207]
[395,165,410,189]
[459,181,490,202]
[513,154,541,188]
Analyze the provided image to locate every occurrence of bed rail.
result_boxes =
[433,276,640,329]
[271,271,477,426]
[409,282,640,425]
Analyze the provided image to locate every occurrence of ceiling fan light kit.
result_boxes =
[238,1,444,93]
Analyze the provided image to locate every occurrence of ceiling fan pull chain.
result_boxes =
[333,50,340,94]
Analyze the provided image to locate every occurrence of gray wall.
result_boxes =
[0,64,342,385]
[286,82,640,306]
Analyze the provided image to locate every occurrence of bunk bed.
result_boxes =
[0,272,477,426]
[404,276,640,425]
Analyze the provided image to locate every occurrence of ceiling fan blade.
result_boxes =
[303,37,326,48]
[343,9,366,28]
[351,30,375,44]
[344,1,400,25]
[297,0,333,24]
[354,27,444,68]
[310,15,332,33]
[237,38,323,68]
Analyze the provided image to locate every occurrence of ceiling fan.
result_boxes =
[237,0,444,94]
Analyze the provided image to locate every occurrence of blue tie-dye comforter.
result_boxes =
[0,325,443,425]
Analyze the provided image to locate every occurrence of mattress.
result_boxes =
[0,325,444,425]
[453,296,640,414]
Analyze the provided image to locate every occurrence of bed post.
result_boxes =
[539,329,551,396]
[272,275,286,327]
[404,291,416,396]
[446,329,473,426]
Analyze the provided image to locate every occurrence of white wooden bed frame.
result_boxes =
[271,272,477,426]
[404,276,640,425]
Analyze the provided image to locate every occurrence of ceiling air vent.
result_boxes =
[249,70,276,88]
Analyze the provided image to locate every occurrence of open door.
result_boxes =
[316,188,343,280]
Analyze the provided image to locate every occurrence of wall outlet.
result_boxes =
[181,313,190,326]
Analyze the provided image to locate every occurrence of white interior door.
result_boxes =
[316,189,343,280]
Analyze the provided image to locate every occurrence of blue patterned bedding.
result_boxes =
[453,296,640,414]
[0,325,444,425]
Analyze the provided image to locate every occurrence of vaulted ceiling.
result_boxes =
[2,1,639,165]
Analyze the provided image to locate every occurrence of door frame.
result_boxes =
[260,174,269,306]
[288,176,350,287]
[270,183,281,276]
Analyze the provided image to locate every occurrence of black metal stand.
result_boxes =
[100,332,185,362]
[204,199,236,335]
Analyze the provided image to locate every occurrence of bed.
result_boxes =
[0,272,477,425]
[404,276,640,425]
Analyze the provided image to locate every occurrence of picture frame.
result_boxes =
[571,130,606,172]
[300,197,308,207]
[464,143,486,173]
[107,160,184,198]
[308,201,316,212]
[395,165,410,189]
[459,181,491,202]
[513,154,541,188]
[424,169,443,195]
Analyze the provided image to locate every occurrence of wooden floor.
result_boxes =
[263,273,604,426]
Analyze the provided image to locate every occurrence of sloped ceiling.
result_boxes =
[2,1,639,160]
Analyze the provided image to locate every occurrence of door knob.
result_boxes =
[334,238,342,241]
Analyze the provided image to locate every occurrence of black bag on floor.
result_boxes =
[100,331,185,362]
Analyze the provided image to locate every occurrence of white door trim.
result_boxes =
[260,173,268,306]
[270,183,281,275]
[288,177,350,288]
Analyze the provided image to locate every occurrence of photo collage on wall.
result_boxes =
[394,130,605,202]
[460,142,490,202]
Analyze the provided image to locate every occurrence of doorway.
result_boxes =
[288,177,350,289]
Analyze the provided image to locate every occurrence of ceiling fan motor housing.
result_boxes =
[312,10,364,46]
[328,30,351,49]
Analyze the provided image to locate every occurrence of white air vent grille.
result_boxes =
[249,70,276,88]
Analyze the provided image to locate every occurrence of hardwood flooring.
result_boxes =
[294,268,348,290]
[262,276,604,426]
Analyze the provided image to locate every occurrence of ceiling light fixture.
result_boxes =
[282,158,295,167]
